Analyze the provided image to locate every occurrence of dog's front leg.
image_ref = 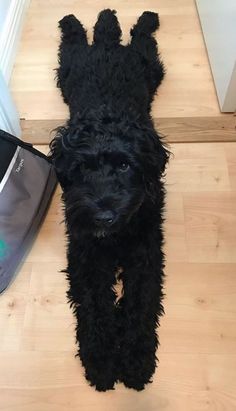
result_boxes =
[66,242,118,391]
[119,228,165,391]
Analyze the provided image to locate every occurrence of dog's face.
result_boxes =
[50,119,168,239]
[63,134,145,239]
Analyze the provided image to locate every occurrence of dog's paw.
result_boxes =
[59,14,78,31]
[140,11,160,32]
[120,352,156,391]
[122,376,151,391]
[86,373,116,392]
[91,379,115,392]
[85,367,117,392]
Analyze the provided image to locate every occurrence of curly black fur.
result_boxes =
[49,9,169,391]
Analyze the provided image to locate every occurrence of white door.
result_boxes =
[196,0,236,112]
[0,0,30,136]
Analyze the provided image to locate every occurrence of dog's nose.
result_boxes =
[95,210,115,226]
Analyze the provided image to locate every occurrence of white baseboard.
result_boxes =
[0,0,30,84]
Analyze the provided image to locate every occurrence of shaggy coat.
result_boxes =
[50,9,169,391]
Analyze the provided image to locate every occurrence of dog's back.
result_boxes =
[57,10,164,119]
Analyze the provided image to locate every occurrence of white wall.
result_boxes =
[196,0,236,112]
[0,0,30,83]
[0,0,30,136]
[0,0,11,30]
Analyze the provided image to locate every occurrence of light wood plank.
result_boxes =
[20,116,236,144]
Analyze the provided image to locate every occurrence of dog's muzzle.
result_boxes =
[93,209,117,238]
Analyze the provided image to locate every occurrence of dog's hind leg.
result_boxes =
[57,14,88,103]
[93,9,121,47]
[59,14,87,45]
[130,12,165,97]
[131,11,160,38]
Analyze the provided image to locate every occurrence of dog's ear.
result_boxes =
[143,128,169,175]
[135,125,170,200]
[49,127,73,189]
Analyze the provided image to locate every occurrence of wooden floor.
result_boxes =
[1,143,236,410]
[2,0,236,408]
[10,0,236,143]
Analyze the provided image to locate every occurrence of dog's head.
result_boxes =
[49,111,169,239]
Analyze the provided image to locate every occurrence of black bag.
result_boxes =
[0,129,57,293]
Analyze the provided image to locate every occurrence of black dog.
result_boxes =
[50,9,169,391]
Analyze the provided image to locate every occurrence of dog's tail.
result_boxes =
[131,11,159,38]
[93,9,121,47]
[59,14,88,46]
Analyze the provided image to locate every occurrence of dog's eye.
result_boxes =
[119,162,130,172]
[80,163,90,173]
